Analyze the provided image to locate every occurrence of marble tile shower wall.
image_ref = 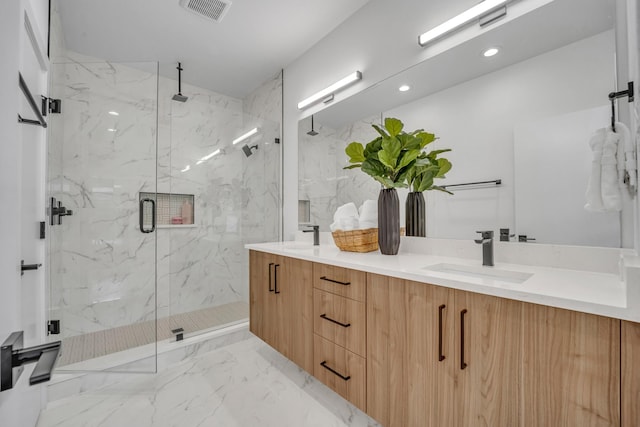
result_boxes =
[49,53,281,337]
[299,115,380,231]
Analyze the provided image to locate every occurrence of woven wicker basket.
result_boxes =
[331,228,379,253]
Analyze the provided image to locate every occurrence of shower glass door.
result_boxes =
[165,95,281,341]
[47,60,159,373]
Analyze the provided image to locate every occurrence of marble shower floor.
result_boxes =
[38,334,381,427]
[58,302,249,366]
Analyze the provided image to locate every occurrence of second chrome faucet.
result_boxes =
[474,230,494,266]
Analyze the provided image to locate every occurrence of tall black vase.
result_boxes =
[405,191,426,237]
[378,188,400,255]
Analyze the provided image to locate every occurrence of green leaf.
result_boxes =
[416,132,436,148]
[363,137,382,158]
[397,149,420,170]
[361,158,386,179]
[384,117,403,136]
[379,137,402,169]
[371,124,389,138]
[426,148,452,159]
[436,158,452,177]
[373,176,395,188]
[343,164,362,170]
[402,134,422,150]
[378,150,396,170]
[417,175,435,192]
[345,142,365,163]
[431,185,454,195]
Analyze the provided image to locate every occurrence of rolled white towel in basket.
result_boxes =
[330,202,359,232]
[358,199,377,229]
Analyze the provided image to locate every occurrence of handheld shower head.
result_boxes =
[242,144,258,157]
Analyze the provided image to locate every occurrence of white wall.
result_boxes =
[0,0,49,425]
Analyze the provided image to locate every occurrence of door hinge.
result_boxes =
[41,96,61,116]
[40,221,45,239]
[47,320,60,335]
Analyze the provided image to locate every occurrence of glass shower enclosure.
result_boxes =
[47,58,281,373]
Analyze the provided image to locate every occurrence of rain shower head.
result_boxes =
[172,93,188,102]
[307,115,318,136]
[172,62,188,102]
[242,144,258,157]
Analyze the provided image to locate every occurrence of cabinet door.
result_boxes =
[249,250,276,346]
[367,274,454,427]
[622,320,640,427]
[523,304,620,427]
[276,256,314,373]
[454,291,522,427]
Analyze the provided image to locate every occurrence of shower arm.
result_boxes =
[177,63,183,95]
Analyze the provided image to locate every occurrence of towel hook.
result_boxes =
[608,81,635,133]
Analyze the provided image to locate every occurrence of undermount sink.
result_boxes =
[422,263,533,284]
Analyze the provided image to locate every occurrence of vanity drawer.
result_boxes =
[313,334,366,412]
[313,263,366,302]
[314,289,366,357]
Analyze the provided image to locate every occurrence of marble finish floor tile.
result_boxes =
[38,335,381,427]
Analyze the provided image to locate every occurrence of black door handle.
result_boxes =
[438,304,446,362]
[139,198,156,233]
[320,314,351,328]
[320,276,350,286]
[320,361,351,381]
[21,260,42,276]
[268,263,274,292]
[274,264,280,294]
[460,309,468,370]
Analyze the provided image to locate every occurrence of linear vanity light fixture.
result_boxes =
[418,0,508,46]
[232,127,259,145]
[196,148,221,164]
[297,71,362,110]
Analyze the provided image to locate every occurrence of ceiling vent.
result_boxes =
[179,0,232,23]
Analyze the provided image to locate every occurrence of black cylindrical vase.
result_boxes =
[405,191,426,237]
[378,188,401,255]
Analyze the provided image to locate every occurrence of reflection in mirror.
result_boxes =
[299,0,634,248]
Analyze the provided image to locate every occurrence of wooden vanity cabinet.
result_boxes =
[251,253,628,427]
[249,250,313,373]
[367,274,522,427]
[522,304,620,427]
[312,263,368,411]
[622,320,640,427]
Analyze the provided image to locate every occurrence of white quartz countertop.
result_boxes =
[245,241,639,322]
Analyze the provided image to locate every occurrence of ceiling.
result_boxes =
[56,0,371,98]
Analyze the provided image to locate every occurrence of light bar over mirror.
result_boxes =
[418,0,509,46]
[297,71,362,110]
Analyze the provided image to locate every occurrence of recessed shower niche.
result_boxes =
[140,192,195,228]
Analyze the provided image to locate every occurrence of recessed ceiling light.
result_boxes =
[108,111,119,116]
[483,47,500,57]
[107,128,117,132]
[399,85,411,92]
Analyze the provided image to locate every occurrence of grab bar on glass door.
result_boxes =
[139,198,156,233]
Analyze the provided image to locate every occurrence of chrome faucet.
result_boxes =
[474,230,494,266]
[303,225,320,246]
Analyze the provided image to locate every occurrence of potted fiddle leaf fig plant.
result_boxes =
[405,146,453,237]
[344,117,449,254]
